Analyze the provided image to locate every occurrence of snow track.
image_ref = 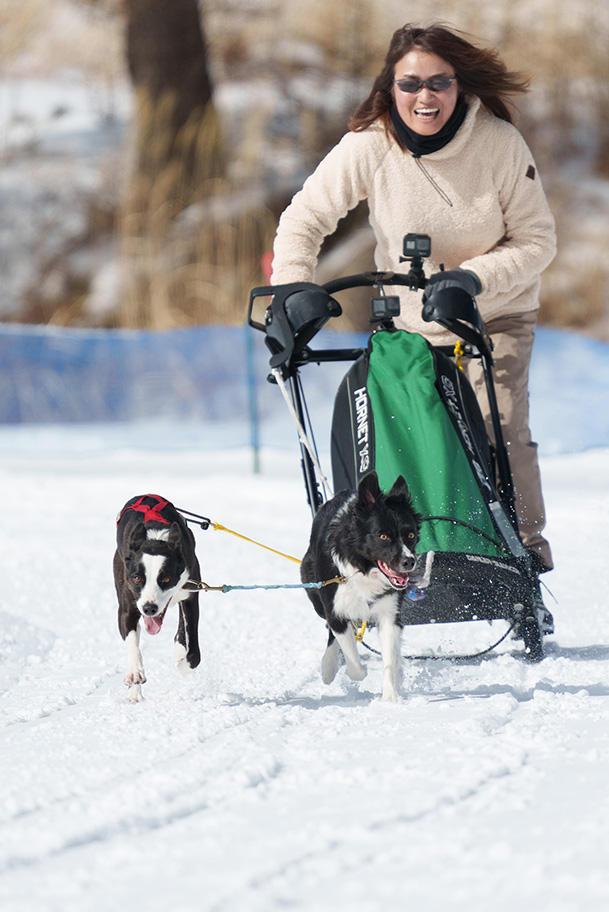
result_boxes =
[1,429,609,911]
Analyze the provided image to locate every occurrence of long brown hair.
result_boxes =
[349,23,530,134]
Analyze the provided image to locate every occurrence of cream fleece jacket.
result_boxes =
[271,96,556,340]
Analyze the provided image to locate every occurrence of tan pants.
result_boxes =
[462,310,553,571]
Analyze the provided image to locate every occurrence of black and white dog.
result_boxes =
[301,472,421,701]
[114,494,201,701]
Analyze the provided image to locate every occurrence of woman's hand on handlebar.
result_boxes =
[422,268,482,302]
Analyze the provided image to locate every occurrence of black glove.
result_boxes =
[422,268,482,304]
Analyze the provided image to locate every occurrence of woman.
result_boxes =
[271,23,556,590]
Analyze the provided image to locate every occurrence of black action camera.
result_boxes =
[370,294,401,322]
[400,233,431,290]
[401,233,431,260]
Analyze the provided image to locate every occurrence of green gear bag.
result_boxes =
[331,330,507,558]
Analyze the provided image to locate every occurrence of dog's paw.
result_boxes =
[381,668,401,701]
[345,660,367,682]
[124,669,146,686]
[187,648,201,669]
[127,683,144,703]
[174,642,201,677]
[174,642,192,676]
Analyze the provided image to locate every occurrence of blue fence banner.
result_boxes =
[0,322,607,456]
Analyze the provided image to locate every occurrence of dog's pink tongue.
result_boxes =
[144,615,163,636]
[378,561,409,587]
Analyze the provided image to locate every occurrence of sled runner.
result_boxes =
[248,234,547,660]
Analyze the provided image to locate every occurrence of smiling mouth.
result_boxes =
[415,107,439,119]
[377,561,410,590]
[142,601,170,636]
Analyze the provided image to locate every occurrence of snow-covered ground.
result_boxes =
[1,350,609,910]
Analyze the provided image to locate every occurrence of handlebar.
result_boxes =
[248,269,491,376]
[322,270,426,295]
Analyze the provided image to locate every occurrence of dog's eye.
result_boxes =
[379,533,389,541]
[132,575,143,585]
[159,575,171,584]
[407,531,416,540]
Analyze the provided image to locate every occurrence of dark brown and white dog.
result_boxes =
[114,494,201,702]
[301,472,421,701]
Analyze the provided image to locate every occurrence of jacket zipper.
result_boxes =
[413,155,453,208]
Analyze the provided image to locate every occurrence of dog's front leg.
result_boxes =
[118,597,146,701]
[377,616,402,701]
[124,626,146,702]
[332,625,367,682]
[175,595,201,675]
[321,630,342,684]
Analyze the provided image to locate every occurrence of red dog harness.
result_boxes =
[117,494,171,526]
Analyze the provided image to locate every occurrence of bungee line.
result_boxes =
[358,620,517,662]
[177,508,302,564]
[178,506,346,591]
[420,514,505,551]
[184,576,346,594]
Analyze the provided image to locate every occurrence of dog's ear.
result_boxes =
[387,475,422,530]
[358,471,381,510]
[167,522,182,549]
[128,521,147,553]
[388,475,410,499]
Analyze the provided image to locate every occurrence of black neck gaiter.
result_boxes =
[390,95,468,156]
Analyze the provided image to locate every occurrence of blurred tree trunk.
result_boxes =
[120,0,225,327]
[125,0,222,191]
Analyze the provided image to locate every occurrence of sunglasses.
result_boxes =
[394,75,456,94]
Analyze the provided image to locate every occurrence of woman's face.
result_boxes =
[392,49,459,135]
